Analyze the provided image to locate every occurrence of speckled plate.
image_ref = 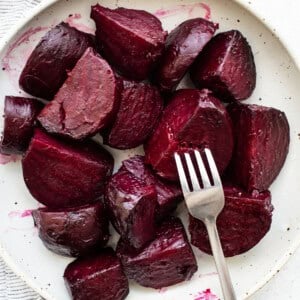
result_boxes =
[0,0,300,299]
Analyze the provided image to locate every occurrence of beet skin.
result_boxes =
[19,23,94,100]
[22,129,113,208]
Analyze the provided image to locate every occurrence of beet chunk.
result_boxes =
[32,202,109,257]
[22,129,113,208]
[145,89,233,181]
[91,5,166,80]
[104,80,163,149]
[155,18,218,92]
[0,96,43,155]
[228,103,290,191]
[191,30,256,101]
[189,185,273,257]
[64,248,129,300]
[19,23,94,100]
[38,48,120,140]
[105,169,157,249]
[117,217,197,289]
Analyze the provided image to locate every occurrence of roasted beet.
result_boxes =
[103,80,163,149]
[105,169,157,249]
[155,18,218,92]
[0,96,43,155]
[19,23,94,100]
[120,155,182,219]
[191,30,256,101]
[189,185,273,257]
[64,248,129,300]
[145,89,233,181]
[117,217,197,288]
[38,48,120,140]
[91,4,166,80]
[22,129,113,208]
[32,202,109,257]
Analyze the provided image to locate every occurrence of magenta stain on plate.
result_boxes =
[8,209,33,218]
[194,289,219,300]
[65,13,95,34]
[158,287,168,293]
[198,271,218,278]
[0,153,21,165]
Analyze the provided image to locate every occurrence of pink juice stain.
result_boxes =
[65,13,95,34]
[8,209,33,218]
[0,153,21,165]
[158,287,168,293]
[194,289,219,300]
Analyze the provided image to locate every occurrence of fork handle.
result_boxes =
[205,217,237,300]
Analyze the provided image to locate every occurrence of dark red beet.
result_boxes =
[105,169,157,249]
[0,96,43,155]
[191,30,256,101]
[64,248,129,300]
[189,185,273,257]
[91,5,166,80]
[22,129,113,208]
[32,202,109,257]
[145,89,233,181]
[38,48,121,140]
[19,23,94,100]
[155,18,218,92]
[116,217,197,288]
[104,80,163,149]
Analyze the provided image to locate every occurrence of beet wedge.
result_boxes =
[38,47,121,140]
[22,129,113,208]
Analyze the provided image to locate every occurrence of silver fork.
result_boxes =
[174,148,236,300]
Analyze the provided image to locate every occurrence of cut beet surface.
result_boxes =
[91,4,167,80]
[145,89,233,181]
[19,23,94,100]
[155,18,218,92]
[189,185,273,257]
[0,96,43,155]
[103,79,163,149]
[191,30,256,101]
[32,202,109,257]
[227,103,290,191]
[22,129,113,208]
[117,217,197,289]
[64,248,129,300]
[38,47,121,140]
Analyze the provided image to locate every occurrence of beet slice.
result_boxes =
[22,129,113,208]
[91,4,166,80]
[38,47,121,140]
[120,155,183,219]
[19,23,94,100]
[0,96,43,155]
[190,30,256,101]
[105,169,157,249]
[189,185,273,257]
[32,202,109,257]
[116,217,197,289]
[155,18,218,92]
[228,103,289,191]
[64,248,129,300]
[145,89,233,181]
[103,79,163,149]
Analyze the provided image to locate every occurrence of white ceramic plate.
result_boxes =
[0,0,300,299]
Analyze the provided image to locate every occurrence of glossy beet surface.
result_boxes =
[120,155,183,219]
[19,23,94,100]
[64,248,129,300]
[0,96,43,155]
[104,79,163,149]
[155,18,218,92]
[191,30,256,101]
[32,202,109,257]
[189,185,273,257]
[106,169,157,249]
[22,129,113,208]
[228,103,290,191]
[117,217,197,288]
[38,48,121,140]
[145,89,233,181]
[91,4,166,80]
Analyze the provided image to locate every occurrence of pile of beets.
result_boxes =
[0,4,290,300]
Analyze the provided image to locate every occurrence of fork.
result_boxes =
[174,148,236,300]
